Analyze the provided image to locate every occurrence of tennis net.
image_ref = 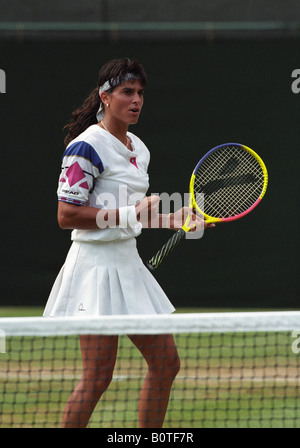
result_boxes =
[0,311,300,428]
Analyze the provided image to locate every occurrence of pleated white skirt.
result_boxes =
[43,238,175,317]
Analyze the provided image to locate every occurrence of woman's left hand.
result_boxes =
[170,207,215,232]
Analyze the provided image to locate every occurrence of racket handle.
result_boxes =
[146,228,186,270]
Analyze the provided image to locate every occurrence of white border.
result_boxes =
[0,311,300,336]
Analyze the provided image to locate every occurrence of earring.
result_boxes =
[106,103,109,107]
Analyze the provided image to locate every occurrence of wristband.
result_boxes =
[119,206,138,228]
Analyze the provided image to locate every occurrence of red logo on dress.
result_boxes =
[130,157,138,169]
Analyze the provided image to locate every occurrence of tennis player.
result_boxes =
[44,58,205,428]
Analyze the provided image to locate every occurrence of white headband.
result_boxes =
[96,74,140,122]
[96,80,111,122]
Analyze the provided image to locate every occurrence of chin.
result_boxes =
[128,118,139,125]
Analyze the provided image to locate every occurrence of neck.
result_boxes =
[99,118,129,146]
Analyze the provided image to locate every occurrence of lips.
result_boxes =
[129,108,140,113]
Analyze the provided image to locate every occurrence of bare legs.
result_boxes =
[61,335,118,428]
[61,334,180,428]
[129,334,180,428]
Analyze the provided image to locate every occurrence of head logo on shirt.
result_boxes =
[60,161,89,189]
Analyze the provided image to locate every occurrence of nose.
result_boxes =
[133,91,142,104]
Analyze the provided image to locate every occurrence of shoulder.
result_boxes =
[63,126,105,173]
[68,125,107,151]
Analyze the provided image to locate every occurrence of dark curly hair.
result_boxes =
[63,58,147,147]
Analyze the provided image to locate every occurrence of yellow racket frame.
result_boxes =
[182,144,268,230]
[147,143,268,270]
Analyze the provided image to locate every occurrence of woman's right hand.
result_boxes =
[135,195,160,228]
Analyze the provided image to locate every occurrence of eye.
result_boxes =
[123,88,133,95]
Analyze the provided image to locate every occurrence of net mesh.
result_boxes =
[1,312,300,428]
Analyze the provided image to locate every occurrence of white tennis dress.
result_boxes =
[43,125,175,316]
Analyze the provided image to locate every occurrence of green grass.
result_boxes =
[1,306,297,318]
[0,307,44,317]
[1,307,300,428]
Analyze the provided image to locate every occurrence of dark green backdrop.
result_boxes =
[1,37,299,308]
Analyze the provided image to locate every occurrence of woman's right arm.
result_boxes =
[57,196,161,230]
[57,201,109,230]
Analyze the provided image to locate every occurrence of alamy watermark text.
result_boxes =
[0,69,6,93]
[291,69,300,94]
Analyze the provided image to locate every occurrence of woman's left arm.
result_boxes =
[158,208,215,231]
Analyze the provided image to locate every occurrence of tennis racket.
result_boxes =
[146,143,268,271]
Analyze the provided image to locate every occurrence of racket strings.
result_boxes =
[199,158,263,216]
[195,171,261,217]
[194,145,265,218]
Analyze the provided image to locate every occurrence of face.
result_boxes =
[102,80,144,125]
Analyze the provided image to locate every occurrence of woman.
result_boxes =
[44,58,205,428]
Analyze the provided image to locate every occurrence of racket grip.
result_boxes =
[146,228,186,270]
